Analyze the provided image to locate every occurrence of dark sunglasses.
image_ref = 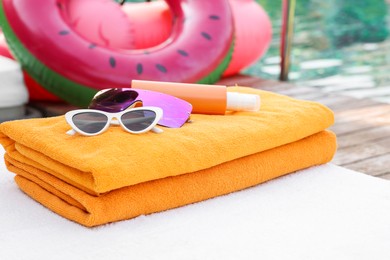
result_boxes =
[65,107,163,136]
[88,88,192,128]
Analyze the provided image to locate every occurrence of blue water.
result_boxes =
[246,0,390,103]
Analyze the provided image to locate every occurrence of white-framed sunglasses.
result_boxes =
[65,107,163,136]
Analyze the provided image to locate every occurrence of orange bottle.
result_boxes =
[131,80,260,115]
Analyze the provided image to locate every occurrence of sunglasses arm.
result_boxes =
[66,129,77,136]
[151,127,164,134]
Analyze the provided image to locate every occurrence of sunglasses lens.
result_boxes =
[72,112,108,134]
[121,110,156,132]
[89,89,139,112]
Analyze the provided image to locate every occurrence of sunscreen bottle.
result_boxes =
[131,80,260,115]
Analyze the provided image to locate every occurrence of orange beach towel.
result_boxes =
[0,87,334,194]
[6,131,336,227]
[0,87,336,226]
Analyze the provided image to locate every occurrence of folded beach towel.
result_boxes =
[5,130,335,227]
[0,87,336,226]
[0,87,334,194]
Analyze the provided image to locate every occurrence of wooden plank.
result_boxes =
[336,125,390,148]
[219,76,306,93]
[218,74,270,85]
[330,120,374,136]
[335,104,390,123]
[332,137,390,165]
[343,153,390,176]
[379,173,390,181]
[293,94,363,111]
[280,90,327,100]
[314,95,381,111]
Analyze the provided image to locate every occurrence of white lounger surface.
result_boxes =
[0,147,389,260]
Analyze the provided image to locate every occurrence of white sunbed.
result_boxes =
[0,147,389,260]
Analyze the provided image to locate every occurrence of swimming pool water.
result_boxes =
[246,0,390,103]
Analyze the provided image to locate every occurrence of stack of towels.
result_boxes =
[0,87,336,227]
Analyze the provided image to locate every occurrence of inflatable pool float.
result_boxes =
[119,0,272,77]
[222,0,271,76]
[0,0,234,107]
[0,0,271,104]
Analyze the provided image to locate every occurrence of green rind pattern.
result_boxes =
[197,37,235,85]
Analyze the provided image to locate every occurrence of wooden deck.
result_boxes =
[32,75,390,180]
[219,75,390,180]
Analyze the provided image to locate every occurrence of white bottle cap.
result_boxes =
[0,56,28,108]
[226,92,261,112]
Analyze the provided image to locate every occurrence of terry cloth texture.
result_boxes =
[0,87,337,226]
[6,131,335,227]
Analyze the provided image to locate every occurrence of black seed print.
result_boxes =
[156,64,167,73]
[177,49,189,57]
[201,32,212,40]
[56,2,63,10]
[59,30,69,35]
[89,43,97,49]
[144,50,150,55]
[109,57,116,68]
[136,63,143,75]
[209,15,220,20]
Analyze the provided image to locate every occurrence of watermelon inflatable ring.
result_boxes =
[0,0,234,106]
